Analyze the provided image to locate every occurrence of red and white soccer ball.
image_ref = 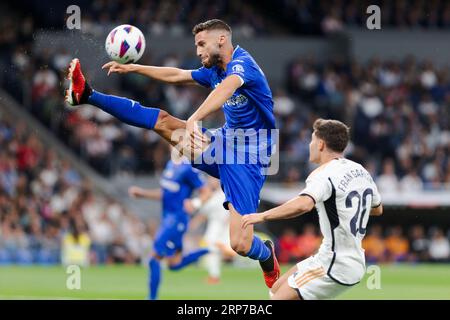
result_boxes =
[105,24,146,64]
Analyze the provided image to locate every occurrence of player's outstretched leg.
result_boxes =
[148,256,162,300]
[204,248,222,284]
[167,248,209,271]
[229,204,280,288]
[65,58,190,152]
[269,265,301,300]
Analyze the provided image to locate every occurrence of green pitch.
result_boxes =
[0,264,449,300]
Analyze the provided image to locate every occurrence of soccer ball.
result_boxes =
[105,24,146,64]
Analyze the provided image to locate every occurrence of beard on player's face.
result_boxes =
[201,45,222,68]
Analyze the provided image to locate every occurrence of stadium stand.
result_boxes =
[1,1,449,265]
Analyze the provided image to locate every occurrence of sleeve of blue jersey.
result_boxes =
[191,67,212,88]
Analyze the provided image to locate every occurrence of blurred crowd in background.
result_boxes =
[0,1,449,265]
[0,114,155,265]
[13,0,450,38]
[2,15,448,188]
[277,224,450,264]
[277,0,450,34]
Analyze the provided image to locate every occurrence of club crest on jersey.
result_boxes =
[232,64,244,74]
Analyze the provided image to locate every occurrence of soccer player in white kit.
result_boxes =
[242,119,384,300]
[185,176,235,284]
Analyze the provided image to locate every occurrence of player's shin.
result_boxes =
[87,90,160,129]
[246,236,271,265]
[148,257,161,300]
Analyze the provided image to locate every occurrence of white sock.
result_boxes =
[205,250,221,278]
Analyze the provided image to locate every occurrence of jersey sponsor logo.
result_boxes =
[225,94,249,108]
[160,178,180,192]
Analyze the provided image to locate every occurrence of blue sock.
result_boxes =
[148,258,161,300]
[168,249,209,271]
[246,236,271,261]
[88,90,160,129]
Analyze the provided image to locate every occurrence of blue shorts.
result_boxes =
[192,128,268,215]
[153,214,188,257]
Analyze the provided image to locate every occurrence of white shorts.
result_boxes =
[287,255,352,300]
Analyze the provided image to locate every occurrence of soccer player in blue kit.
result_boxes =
[65,19,281,288]
[128,155,211,300]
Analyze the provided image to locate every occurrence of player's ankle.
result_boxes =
[80,82,93,104]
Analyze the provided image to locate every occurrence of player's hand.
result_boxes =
[183,199,196,215]
[128,186,143,198]
[102,61,133,75]
[241,213,266,229]
[185,118,208,154]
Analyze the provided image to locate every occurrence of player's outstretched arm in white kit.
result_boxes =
[242,194,383,229]
[241,195,316,229]
[370,204,384,216]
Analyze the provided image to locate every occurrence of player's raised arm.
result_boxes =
[102,61,197,85]
[188,74,242,122]
[242,195,315,229]
[128,186,162,200]
[186,74,242,147]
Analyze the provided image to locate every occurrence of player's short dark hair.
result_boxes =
[192,19,232,35]
[313,118,350,153]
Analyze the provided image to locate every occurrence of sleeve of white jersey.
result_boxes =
[299,172,332,204]
[371,183,382,208]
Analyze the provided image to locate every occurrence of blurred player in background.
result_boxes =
[185,176,236,284]
[128,150,211,300]
[242,119,384,300]
[65,19,280,287]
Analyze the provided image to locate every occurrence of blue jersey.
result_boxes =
[160,160,205,216]
[191,45,276,130]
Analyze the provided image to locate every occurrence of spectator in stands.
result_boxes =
[408,225,430,262]
[385,226,410,262]
[89,211,114,264]
[428,228,450,263]
[362,224,387,264]
[400,168,424,192]
[277,228,300,263]
[296,224,321,260]
[61,219,91,267]
[376,158,400,194]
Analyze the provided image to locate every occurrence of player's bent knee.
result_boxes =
[230,240,251,256]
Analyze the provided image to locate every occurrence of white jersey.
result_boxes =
[197,190,230,246]
[198,190,229,223]
[299,158,381,285]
